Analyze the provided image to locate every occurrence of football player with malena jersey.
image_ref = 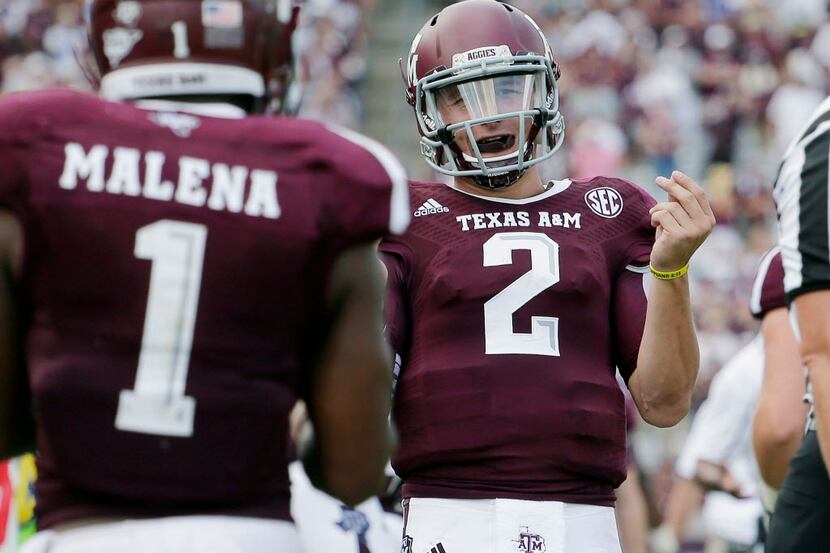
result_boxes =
[0,1,408,552]
[381,1,715,551]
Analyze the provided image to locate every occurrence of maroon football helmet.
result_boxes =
[86,0,298,112]
[401,0,564,189]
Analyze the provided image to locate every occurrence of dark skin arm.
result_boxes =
[300,242,395,506]
[0,209,33,459]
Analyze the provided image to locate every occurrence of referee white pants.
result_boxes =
[403,497,621,553]
[20,516,302,553]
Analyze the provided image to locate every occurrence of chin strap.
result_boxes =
[466,123,542,190]
[470,168,528,190]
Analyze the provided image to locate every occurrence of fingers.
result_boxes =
[667,170,717,224]
[651,207,684,235]
[654,174,705,222]
[650,201,692,228]
[654,171,717,235]
[650,171,716,272]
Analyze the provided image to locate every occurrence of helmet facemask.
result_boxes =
[415,51,565,190]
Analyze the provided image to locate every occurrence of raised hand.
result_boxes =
[649,171,716,273]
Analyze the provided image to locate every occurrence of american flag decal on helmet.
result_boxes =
[202,0,243,28]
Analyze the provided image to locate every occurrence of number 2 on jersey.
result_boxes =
[115,220,206,437]
[483,232,561,356]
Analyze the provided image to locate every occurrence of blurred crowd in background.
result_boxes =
[0,0,372,125]
[2,0,828,550]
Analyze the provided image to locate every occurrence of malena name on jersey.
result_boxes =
[57,142,281,219]
[455,210,581,232]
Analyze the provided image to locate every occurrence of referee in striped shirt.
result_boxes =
[767,96,830,551]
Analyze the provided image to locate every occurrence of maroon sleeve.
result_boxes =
[750,248,787,319]
[379,235,412,395]
[379,236,411,360]
[321,124,409,245]
[0,92,32,213]
[622,181,657,267]
[593,177,656,268]
[611,267,649,382]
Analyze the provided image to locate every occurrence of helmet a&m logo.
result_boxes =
[513,526,546,552]
[584,187,624,218]
[113,1,142,27]
[103,27,143,67]
[149,111,202,138]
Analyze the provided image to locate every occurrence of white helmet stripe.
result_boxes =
[100,63,265,100]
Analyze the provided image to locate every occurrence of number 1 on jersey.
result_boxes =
[115,220,206,437]
[171,21,190,59]
[483,232,561,356]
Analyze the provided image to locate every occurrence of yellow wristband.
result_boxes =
[649,263,689,280]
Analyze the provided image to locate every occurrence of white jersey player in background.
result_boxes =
[652,336,765,553]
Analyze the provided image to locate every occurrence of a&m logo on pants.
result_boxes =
[513,526,546,552]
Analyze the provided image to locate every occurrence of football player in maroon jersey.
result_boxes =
[381,1,715,551]
[0,1,408,551]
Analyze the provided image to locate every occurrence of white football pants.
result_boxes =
[403,497,621,553]
[20,515,301,553]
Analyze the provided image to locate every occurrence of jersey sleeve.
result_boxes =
[322,124,410,244]
[749,248,787,319]
[609,177,657,267]
[379,235,412,392]
[0,92,32,213]
[611,265,649,383]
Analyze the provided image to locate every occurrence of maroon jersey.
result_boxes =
[381,178,655,506]
[750,247,786,319]
[0,89,408,528]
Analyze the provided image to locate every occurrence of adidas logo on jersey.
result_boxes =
[414,198,449,217]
